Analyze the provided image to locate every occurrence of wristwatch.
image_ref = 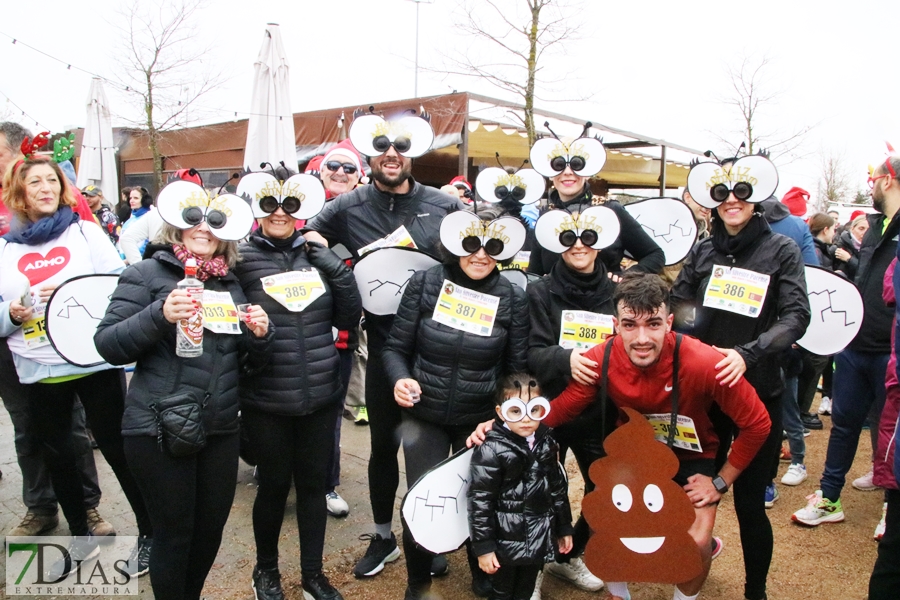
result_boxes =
[712,476,729,494]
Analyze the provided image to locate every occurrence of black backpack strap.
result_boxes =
[667,333,682,448]
[599,338,615,441]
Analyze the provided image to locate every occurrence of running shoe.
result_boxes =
[764,482,779,508]
[546,556,604,591]
[781,463,808,486]
[791,490,845,526]
[875,502,888,541]
[353,532,400,577]
[253,565,284,600]
[852,470,880,491]
[711,536,724,560]
[779,445,792,462]
[818,396,832,415]
[326,491,349,518]
[354,407,369,426]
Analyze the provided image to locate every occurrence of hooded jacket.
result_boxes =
[850,211,900,354]
[234,231,362,416]
[835,229,861,278]
[527,184,665,276]
[382,264,529,426]
[95,244,273,437]
[875,258,899,490]
[468,420,574,564]
[761,197,818,265]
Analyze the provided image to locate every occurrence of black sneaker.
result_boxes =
[302,571,344,600]
[430,554,449,577]
[124,535,152,577]
[252,565,285,600]
[471,568,492,598]
[353,532,400,578]
[44,535,100,581]
[801,412,823,430]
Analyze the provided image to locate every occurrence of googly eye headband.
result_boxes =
[474,154,544,206]
[348,106,435,159]
[500,396,551,423]
[440,212,526,262]
[534,205,621,254]
[157,180,254,241]
[236,170,326,220]
[686,150,779,210]
[529,121,607,178]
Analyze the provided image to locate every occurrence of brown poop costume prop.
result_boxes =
[581,407,702,583]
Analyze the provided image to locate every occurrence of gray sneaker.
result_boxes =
[43,535,100,581]
[9,512,59,536]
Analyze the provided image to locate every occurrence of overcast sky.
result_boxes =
[3,0,898,204]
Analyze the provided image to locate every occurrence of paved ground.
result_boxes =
[0,399,887,599]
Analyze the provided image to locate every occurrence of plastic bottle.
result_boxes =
[176,258,204,357]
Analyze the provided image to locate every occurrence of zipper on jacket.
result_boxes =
[444,329,464,423]
[389,198,395,212]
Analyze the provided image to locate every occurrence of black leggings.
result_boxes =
[366,333,403,525]
[869,488,900,599]
[124,433,239,600]
[242,403,338,574]
[490,564,541,600]
[712,392,783,600]
[26,368,150,536]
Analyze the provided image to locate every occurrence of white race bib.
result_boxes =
[702,265,770,318]
[358,225,418,257]
[558,310,614,350]
[22,303,50,350]
[643,413,703,452]
[261,270,326,312]
[201,290,240,335]
[432,279,500,337]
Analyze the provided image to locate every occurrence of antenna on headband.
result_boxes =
[217,173,240,196]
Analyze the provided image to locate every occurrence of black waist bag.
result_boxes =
[151,393,207,457]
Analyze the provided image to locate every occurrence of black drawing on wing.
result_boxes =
[55,296,103,320]
[410,474,469,522]
[368,269,416,297]
[809,289,857,326]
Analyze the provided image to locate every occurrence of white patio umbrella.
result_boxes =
[76,77,118,203]
[243,23,296,171]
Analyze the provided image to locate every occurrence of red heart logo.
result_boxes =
[18,247,71,285]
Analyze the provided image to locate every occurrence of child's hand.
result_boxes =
[558,535,573,555]
[477,552,500,574]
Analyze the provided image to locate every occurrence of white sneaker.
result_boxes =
[529,569,543,600]
[791,490,845,526]
[875,502,888,541]
[781,463,808,486]
[852,470,880,491]
[818,396,832,415]
[326,491,349,517]
[546,556,604,591]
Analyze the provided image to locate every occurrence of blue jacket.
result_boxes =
[762,198,817,265]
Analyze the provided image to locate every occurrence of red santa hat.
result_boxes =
[322,139,364,174]
[172,168,203,186]
[850,209,866,222]
[780,186,809,217]
[450,175,472,192]
[305,155,323,177]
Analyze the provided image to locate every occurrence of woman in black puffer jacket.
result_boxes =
[382,214,529,599]
[233,168,361,600]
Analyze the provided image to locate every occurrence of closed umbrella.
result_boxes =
[243,23,296,170]
[76,77,118,203]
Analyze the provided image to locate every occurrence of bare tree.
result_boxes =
[816,149,853,209]
[439,0,584,145]
[718,53,812,164]
[113,0,224,191]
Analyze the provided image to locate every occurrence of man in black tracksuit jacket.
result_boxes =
[304,143,461,578]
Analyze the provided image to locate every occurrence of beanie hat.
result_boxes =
[450,175,472,192]
[172,168,203,186]
[323,140,364,174]
[780,186,809,217]
[850,209,866,222]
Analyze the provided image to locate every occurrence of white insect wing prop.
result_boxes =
[474,167,544,205]
[686,155,779,210]
[500,268,539,291]
[623,198,698,265]
[353,247,439,315]
[45,274,119,368]
[401,447,474,554]
[534,206,620,254]
[349,113,434,158]
[236,172,326,220]
[440,212,526,262]
[157,180,254,241]
[796,265,864,356]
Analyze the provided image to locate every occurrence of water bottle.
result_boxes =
[176,258,204,357]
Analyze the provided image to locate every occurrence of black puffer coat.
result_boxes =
[468,421,573,564]
[235,231,362,416]
[527,185,665,276]
[835,229,861,279]
[382,264,529,426]
[95,245,273,437]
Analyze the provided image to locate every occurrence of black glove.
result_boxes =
[305,240,350,279]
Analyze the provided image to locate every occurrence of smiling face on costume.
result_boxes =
[321,152,361,196]
[258,206,296,240]
[24,163,62,222]
[369,145,412,190]
[613,301,673,369]
[550,165,586,202]
[459,247,497,280]
[182,221,220,260]
[560,238,598,273]
[129,189,144,210]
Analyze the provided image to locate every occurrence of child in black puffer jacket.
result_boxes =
[468,373,574,600]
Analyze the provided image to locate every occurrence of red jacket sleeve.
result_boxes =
[544,342,607,428]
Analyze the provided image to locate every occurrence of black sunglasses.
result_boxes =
[710,181,753,202]
[258,195,303,215]
[461,236,505,257]
[550,155,587,173]
[324,161,358,175]
[494,185,526,202]
[372,135,412,154]
[559,229,599,248]
[183,207,227,230]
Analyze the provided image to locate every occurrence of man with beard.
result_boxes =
[792,156,900,527]
[304,132,463,580]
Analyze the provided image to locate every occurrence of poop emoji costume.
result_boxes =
[582,407,703,584]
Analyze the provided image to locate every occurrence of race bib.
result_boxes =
[22,303,50,350]
[261,270,326,312]
[358,225,418,257]
[201,290,240,335]
[559,310,614,350]
[702,265,770,318]
[432,279,500,337]
[501,251,531,271]
[644,413,703,452]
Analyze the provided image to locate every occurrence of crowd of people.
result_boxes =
[1,113,899,600]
